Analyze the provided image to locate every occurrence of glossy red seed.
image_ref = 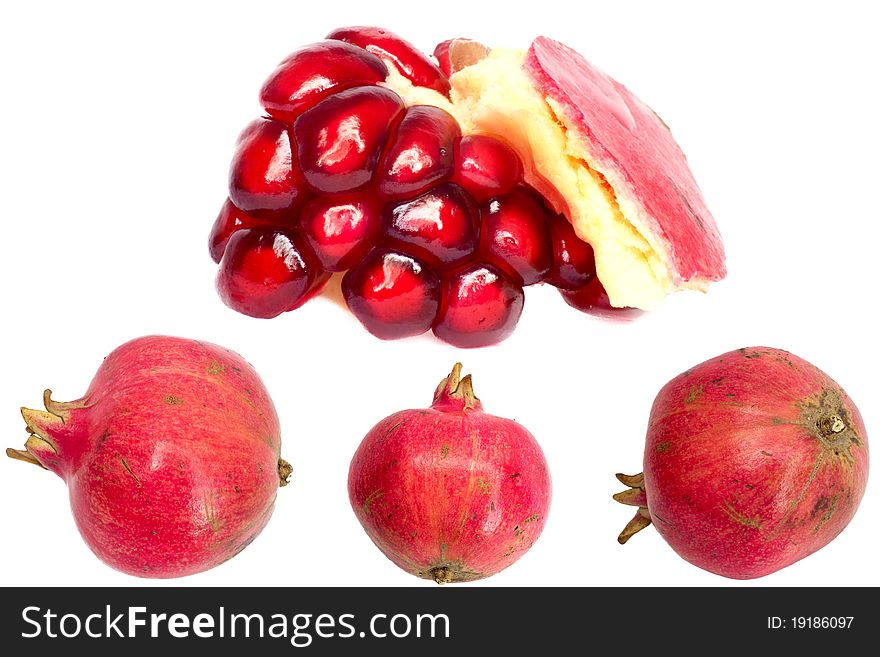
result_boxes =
[216,228,323,319]
[559,277,642,320]
[480,188,552,285]
[208,199,280,264]
[327,26,451,96]
[294,85,405,194]
[342,249,441,339]
[300,195,381,272]
[377,105,460,198]
[453,135,523,201]
[546,212,597,290]
[433,262,524,348]
[260,41,388,122]
[383,183,479,269]
[228,117,309,216]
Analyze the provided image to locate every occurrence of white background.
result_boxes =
[1,0,877,588]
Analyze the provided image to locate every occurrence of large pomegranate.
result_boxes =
[348,364,551,583]
[209,26,725,346]
[614,347,869,579]
[7,336,291,578]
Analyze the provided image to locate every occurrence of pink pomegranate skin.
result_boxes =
[8,336,290,578]
[618,347,868,579]
[348,364,551,583]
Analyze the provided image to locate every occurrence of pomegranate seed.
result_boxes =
[342,248,441,339]
[433,38,491,77]
[294,85,405,194]
[208,198,279,264]
[433,262,524,348]
[228,117,310,216]
[327,26,451,96]
[559,277,642,320]
[382,183,480,269]
[546,212,597,290]
[377,106,460,198]
[480,188,552,285]
[260,41,388,122]
[216,228,323,319]
[453,135,523,201]
[300,194,381,272]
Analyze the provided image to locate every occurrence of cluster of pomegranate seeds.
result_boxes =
[210,26,633,346]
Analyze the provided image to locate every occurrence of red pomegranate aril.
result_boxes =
[217,228,323,319]
[433,262,524,348]
[383,183,480,269]
[377,106,461,198]
[453,135,523,201]
[327,26,451,96]
[546,212,597,289]
[294,85,405,194]
[260,41,389,122]
[560,277,642,320]
[229,117,309,216]
[434,38,491,77]
[480,188,552,285]
[342,249,441,340]
[300,194,381,272]
[209,198,279,263]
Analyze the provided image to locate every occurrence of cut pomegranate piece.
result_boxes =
[229,118,309,216]
[546,211,597,290]
[294,85,405,194]
[300,194,380,272]
[453,135,523,201]
[260,41,388,122]
[382,183,480,269]
[559,277,642,320]
[327,26,450,95]
[208,199,279,264]
[217,228,324,319]
[480,187,552,285]
[433,262,524,348]
[342,249,441,340]
[433,38,491,77]
[377,106,460,198]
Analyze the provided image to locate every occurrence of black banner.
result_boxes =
[0,587,871,654]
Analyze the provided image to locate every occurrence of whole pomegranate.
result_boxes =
[615,347,869,579]
[348,364,551,583]
[210,26,726,345]
[7,336,291,578]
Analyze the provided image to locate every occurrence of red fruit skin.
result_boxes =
[208,198,278,264]
[377,105,461,198]
[300,194,381,272]
[228,117,309,216]
[560,277,642,320]
[348,366,551,583]
[342,248,440,340]
[642,347,869,579]
[11,336,287,578]
[453,135,523,201]
[217,228,322,319]
[525,37,725,286]
[480,188,552,285]
[260,40,388,122]
[327,26,451,96]
[294,85,405,194]
[433,263,524,348]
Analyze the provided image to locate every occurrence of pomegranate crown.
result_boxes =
[432,363,482,411]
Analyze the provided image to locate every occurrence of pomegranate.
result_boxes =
[614,347,869,579]
[209,27,725,345]
[348,364,551,583]
[6,336,291,578]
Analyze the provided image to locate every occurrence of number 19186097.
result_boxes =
[768,617,854,629]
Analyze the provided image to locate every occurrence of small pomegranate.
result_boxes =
[7,336,292,578]
[614,347,869,579]
[433,262,524,348]
[349,364,551,583]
